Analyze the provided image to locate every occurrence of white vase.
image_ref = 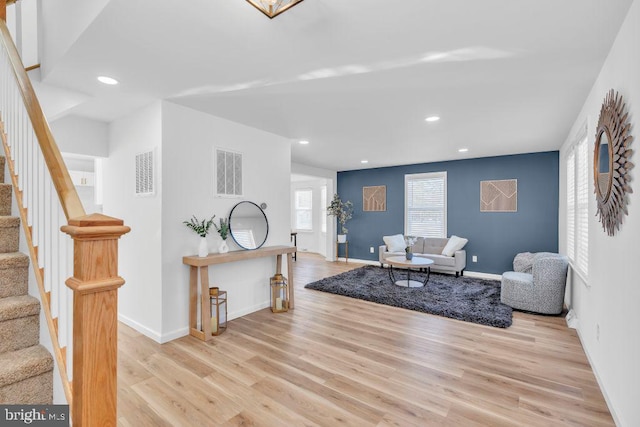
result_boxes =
[218,239,229,254]
[198,237,208,257]
[337,234,347,243]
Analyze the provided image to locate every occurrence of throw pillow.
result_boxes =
[441,235,468,257]
[383,234,406,252]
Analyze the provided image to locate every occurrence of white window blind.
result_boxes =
[295,189,313,231]
[405,172,447,238]
[320,186,327,233]
[566,134,588,280]
[566,152,575,261]
[215,149,242,196]
[576,138,589,277]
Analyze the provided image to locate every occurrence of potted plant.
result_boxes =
[184,215,215,257]
[214,218,230,254]
[405,236,417,260]
[327,193,353,243]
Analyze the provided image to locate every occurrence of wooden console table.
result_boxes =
[183,245,296,341]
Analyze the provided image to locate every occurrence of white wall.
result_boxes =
[51,115,109,157]
[39,0,110,77]
[560,2,640,425]
[291,179,328,256]
[103,102,163,340]
[160,101,291,342]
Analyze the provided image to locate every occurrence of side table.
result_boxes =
[336,240,349,263]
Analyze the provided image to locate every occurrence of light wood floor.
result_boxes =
[117,253,613,426]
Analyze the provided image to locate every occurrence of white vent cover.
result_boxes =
[135,150,155,196]
[215,149,243,196]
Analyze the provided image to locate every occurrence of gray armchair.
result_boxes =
[501,253,569,314]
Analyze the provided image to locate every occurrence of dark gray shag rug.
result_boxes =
[305,265,512,328]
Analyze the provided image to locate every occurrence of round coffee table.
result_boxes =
[386,256,434,287]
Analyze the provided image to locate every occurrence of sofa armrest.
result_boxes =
[454,250,466,271]
[378,245,388,264]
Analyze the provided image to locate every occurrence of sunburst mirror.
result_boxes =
[594,89,634,236]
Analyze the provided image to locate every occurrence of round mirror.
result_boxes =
[594,128,613,202]
[229,201,269,250]
[593,89,634,236]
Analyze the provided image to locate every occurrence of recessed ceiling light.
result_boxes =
[425,116,440,122]
[458,148,469,153]
[97,76,119,85]
[361,160,369,164]
[298,140,310,145]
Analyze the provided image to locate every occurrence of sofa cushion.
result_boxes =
[383,234,406,252]
[409,237,424,254]
[441,235,468,256]
[416,253,456,267]
[423,238,448,255]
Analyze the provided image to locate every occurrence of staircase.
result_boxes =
[0,154,53,403]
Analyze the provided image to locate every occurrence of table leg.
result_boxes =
[287,253,295,309]
[423,267,431,286]
[345,241,348,263]
[189,267,197,332]
[388,265,396,283]
[200,266,212,341]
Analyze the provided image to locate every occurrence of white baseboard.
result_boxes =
[118,313,163,343]
[463,271,502,280]
[576,325,621,426]
[337,257,380,266]
[228,301,271,321]
[119,301,272,344]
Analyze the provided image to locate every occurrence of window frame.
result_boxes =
[404,171,447,238]
[294,188,314,232]
[566,128,589,283]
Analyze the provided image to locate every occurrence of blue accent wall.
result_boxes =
[337,152,559,274]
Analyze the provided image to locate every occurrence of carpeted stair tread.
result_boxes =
[0,215,19,227]
[0,252,29,268]
[0,345,53,388]
[0,216,20,254]
[0,295,40,322]
[0,252,29,299]
[0,156,4,183]
[0,184,11,216]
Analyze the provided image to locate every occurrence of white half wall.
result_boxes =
[160,101,292,342]
[50,115,108,157]
[559,2,640,425]
[103,102,163,339]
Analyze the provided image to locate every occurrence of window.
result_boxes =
[566,133,589,279]
[320,186,327,233]
[405,172,447,237]
[215,148,242,196]
[295,189,313,231]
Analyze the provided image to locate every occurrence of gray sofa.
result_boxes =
[379,237,466,277]
[501,252,569,314]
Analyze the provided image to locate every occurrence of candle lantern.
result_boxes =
[270,274,289,313]
[209,287,227,335]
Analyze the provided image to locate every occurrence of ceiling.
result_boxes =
[40,0,634,172]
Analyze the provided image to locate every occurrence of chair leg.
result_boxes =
[456,272,459,278]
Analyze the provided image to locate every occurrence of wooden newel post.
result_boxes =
[1,0,6,22]
[61,214,131,426]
